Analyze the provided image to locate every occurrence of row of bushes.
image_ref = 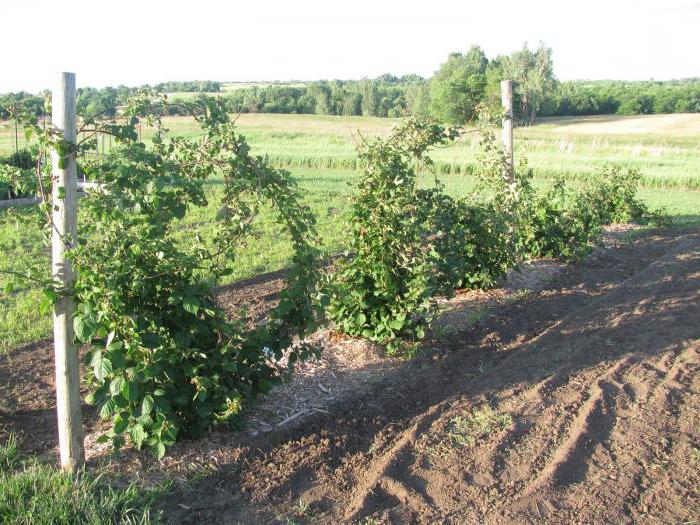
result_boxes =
[12,101,664,458]
[326,118,666,353]
[0,149,37,199]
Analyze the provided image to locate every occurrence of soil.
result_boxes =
[1,226,699,524]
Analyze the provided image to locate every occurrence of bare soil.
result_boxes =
[1,226,699,524]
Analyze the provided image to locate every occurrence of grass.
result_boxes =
[0,434,163,524]
[425,406,513,463]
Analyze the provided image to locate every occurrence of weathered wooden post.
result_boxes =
[51,72,85,471]
[501,80,514,178]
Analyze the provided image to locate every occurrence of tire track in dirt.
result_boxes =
[616,343,699,522]
[391,233,696,522]
[503,360,628,502]
[343,402,447,522]
[429,234,700,523]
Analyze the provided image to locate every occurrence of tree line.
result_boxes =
[2,45,699,123]
[0,81,220,120]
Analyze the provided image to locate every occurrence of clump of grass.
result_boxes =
[448,406,513,447]
[0,433,21,470]
[0,433,164,525]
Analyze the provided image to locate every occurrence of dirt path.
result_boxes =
[164,228,700,524]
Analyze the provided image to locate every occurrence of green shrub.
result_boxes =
[416,189,514,292]
[0,149,40,199]
[517,178,600,262]
[580,164,666,226]
[327,119,454,353]
[19,94,321,457]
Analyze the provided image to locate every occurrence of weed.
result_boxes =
[448,406,513,447]
[0,433,21,470]
[296,497,310,516]
[691,447,700,463]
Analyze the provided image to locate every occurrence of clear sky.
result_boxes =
[2,0,698,93]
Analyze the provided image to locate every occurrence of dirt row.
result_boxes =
[164,228,700,524]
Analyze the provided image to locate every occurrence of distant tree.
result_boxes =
[342,92,362,116]
[400,74,425,84]
[405,81,431,117]
[360,80,380,117]
[376,73,400,84]
[308,83,331,115]
[501,42,556,125]
[429,46,488,124]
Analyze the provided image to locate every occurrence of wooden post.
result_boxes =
[500,80,514,178]
[51,72,84,472]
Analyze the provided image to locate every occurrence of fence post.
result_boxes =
[500,80,514,178]
[51,71,85,472]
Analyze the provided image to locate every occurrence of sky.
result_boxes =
[2,0,699,93]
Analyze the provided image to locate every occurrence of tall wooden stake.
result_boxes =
[51,72,84,472]
[501,80,514,179]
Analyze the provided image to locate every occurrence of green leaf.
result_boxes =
[94,356,113,382]
[99,399,116,419]
[74,315,96,342]
[153,442,166,459]
[142,395,154,415]
[390,318,404,330]
[109,375,126,396]
[129,424,147,449]
[183,295,200,315]
[113,413,128,434]
[122,380,140,402]
[354,312,366,326]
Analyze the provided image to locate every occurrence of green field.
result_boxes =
[3,113,700,188]
[147,112,700,189]
[1,113,699,354]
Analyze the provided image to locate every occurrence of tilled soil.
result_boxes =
[1,228,699,524]
[164,228,700,524]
